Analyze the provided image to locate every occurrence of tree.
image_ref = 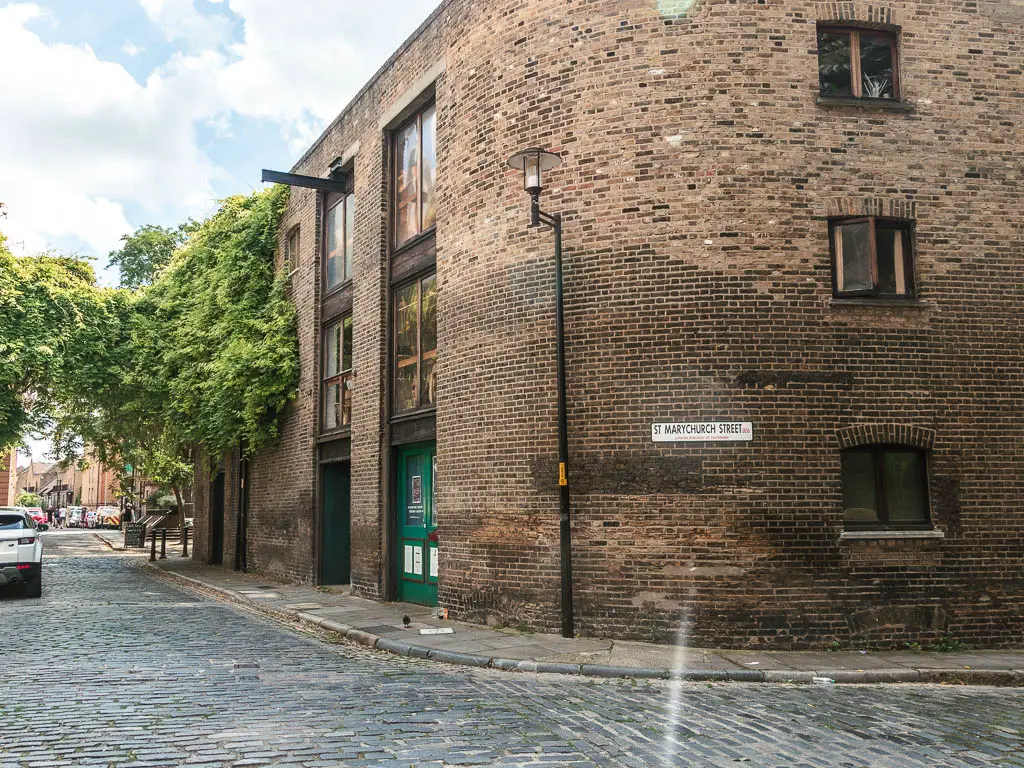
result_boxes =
[16,492,41,508]
[106,224,190,291]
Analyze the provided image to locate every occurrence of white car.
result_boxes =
[0,506,44,597]
[68,506,83,527]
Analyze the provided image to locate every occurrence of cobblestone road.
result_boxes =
[1,531,1022,767]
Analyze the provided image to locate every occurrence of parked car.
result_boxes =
[68,507,84,528]
[97,507,121,529]
[25,507,46,527]
[0,506,45,597]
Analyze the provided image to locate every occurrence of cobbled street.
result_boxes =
[1,531,1022,768]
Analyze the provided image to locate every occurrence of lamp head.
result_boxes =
[506,147,562,195]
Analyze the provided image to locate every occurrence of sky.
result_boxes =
[1,0,443,464]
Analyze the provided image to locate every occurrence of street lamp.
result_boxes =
[506,147,575,639]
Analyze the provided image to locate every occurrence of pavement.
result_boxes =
[94,529,1024,686]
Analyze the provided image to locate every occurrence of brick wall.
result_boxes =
[192,0,1023,648]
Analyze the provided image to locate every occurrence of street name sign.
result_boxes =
[652,422,753,442]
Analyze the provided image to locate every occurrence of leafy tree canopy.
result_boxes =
[107,223,193,290]
[16,492,41,508]
[2,186,296,504]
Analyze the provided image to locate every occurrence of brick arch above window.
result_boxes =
[834,424,935,450]
[814,1,900,27]
[821,197,917,220]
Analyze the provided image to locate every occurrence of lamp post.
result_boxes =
[506,147,574,639]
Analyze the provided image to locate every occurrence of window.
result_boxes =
[842,446,930,529]
[830,218,913,298]
[323,316,353,431]
[325,193,355,291]
[394,273,437,413]
[286,226,300,274]
[818,26,899,100]
[394,104,437,247]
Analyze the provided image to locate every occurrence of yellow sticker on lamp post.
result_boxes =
[558,462,567,486]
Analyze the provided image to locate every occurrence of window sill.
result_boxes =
[392,226,437,257]
[318,429,351,443]
[392,405,437,423]
[816,96,916,112]
[830,297,928,308]
[840,529,944,541]
[323,278,353,297]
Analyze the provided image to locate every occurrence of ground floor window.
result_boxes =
[323,316,353,431]
[842,445,930,529]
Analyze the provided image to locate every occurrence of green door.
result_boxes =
[396,442,438,606]
[321,462,351,585]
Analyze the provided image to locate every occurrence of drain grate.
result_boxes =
[362,624,405,635]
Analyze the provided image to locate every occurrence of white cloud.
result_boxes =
[0,0,443,270]
[122,41,144,56]
[139,0,233,50]
[0,3,221,259]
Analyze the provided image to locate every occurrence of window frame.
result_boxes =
[286,225,300,277]
[392,102,437,250]
[323,189,355,295]
[392,271,437,416]
[829,216,915,299]
[817,24,901,101]
[321,315,353,434]
[841,444,932,531]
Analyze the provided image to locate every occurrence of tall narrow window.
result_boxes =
[830,218,914,298]
[325,193,355,291]
[286,226,300,274]
[842,446,930,529]
[323,316,353,431]
[394,104,437,247]
[393,273,437,413]
[818,27,899,100]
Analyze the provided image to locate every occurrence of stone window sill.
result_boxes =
[840,529,945,541]
[816,96,916,112]
[830,298,929,308]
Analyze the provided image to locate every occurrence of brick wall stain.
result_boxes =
[191,0,1023,648]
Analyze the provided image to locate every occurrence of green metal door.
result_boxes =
[396,442,438,606]
[321,462,351,585]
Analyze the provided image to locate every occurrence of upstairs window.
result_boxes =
[842,446,930,530]
[830,218,914,298]
[394,273,437,413]
[325,193,355,291]
[818,27,899,100]
[323,316,353,431]
[286,226,300,275]
[394,104,437,247]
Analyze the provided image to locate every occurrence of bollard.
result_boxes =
[182,526,189,558]
[149,530,157,562]
[159,528,167,560]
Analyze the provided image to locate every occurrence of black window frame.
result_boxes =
[841,444,932,531]
[392,102,437,250]
[392,271,437,416]
[321,315,353,434]
[817,24,901,101]
[829,216,916,299]
[323,186,355,295]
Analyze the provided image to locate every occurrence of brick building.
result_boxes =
[0,450,16,506]
[192,0,1023,648]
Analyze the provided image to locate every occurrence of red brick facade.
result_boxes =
[192,0,1023,648]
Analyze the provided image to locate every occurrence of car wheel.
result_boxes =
[24,571,41,598]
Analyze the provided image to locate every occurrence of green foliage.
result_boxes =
[107,223,191,290]
[2,185,296,494]
[15,492,41,508]
[931,635,969,653]
[142,185,296,458]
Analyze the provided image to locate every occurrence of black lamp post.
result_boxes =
[506,147,574,639]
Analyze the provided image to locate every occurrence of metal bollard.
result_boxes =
[182,526,189,558]
[149,530,157,562]
[159,528,167,560]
